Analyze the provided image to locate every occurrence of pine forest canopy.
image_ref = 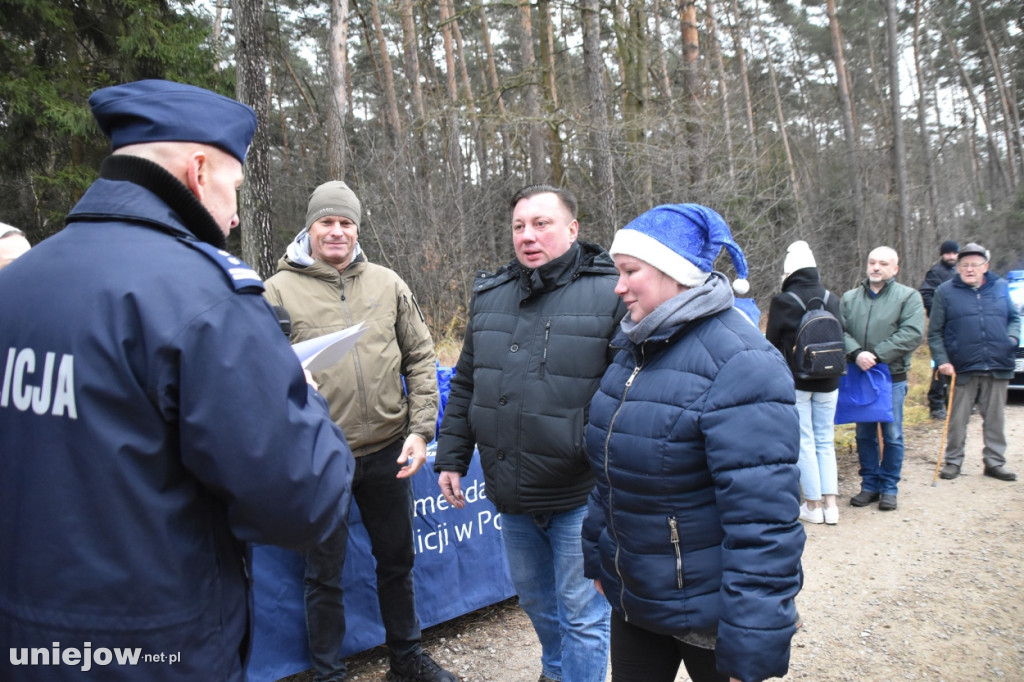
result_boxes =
[1,0,1021,338]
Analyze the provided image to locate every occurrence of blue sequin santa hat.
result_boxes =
[609,203,750,294]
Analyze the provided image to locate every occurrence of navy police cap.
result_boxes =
[89,79,257,163]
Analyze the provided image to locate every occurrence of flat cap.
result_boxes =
[89,79,257,163]
[957,242,990,262]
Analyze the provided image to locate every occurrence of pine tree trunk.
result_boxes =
[706,0,734,180]
[728,0,757,158]
[368,0,403,142]
[517,0,547,184]
[826,0,864,246]
[679,0,704,186]
[581,0,615,242]
[397,0,427,182]
[912,0,940,251]
[232,0,275,278]
[326,0,349,181]
[537,0,564,186]
[884,0,909,259]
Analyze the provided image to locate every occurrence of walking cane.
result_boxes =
[931,369,956,486]
[877,423,884,464]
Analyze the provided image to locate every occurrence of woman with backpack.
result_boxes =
[766,240,844,525]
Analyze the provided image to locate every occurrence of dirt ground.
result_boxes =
[283,397,1024,681]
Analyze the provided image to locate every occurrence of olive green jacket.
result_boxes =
[840,278,926,380]
[264,252,438,456]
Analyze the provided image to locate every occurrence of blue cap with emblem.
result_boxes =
[89,79,257,164]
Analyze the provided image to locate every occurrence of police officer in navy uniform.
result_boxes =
[0,80,355,682]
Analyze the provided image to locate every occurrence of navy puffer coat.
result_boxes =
[928,272,1020,378]
[583,307,805,682]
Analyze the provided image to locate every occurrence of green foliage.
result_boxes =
[0,0,228,239]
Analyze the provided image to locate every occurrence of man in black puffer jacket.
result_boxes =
[919,240,959,418]
[435,185,625,682]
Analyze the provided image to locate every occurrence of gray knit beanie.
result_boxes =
[305,181,361,231]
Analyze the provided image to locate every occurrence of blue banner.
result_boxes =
[247,450,514,682]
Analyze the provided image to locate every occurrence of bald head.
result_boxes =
[0,226,31,270]
[115,141,244,236]
[868,246,899,264]
[866,246,900,292]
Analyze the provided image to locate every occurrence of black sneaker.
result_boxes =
[850,490,880,507]
[930,409,946,420]
[387,651,458,682]
[878,494,898,511]
[983,466,1017,482]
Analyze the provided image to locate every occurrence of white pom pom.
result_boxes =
[732,278,750,295]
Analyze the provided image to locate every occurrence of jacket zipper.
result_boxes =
[668,516,683,589]
[539,320,551,379]
[605,348,644,619]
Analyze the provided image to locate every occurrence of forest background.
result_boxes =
[1,0,1021,342]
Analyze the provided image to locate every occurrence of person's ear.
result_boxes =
[184,150,209,201]
[568,219,579,243]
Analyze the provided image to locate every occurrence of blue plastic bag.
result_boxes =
[834,363,894,424]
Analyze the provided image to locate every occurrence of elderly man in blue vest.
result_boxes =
[930,243,1020,482]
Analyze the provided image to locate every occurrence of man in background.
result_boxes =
[930,243,1019,482]
[919,240,959,419]
[841,246,926,512]
[265,181,454,682]
[435,185,625,682]
[0,223,30,269]
[0,79,354,682]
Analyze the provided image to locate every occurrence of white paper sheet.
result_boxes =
[291,322,368,372]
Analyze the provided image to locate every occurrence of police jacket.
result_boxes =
[840,279,926,381]
[919,260,956,313]
[265,252,438,456]
[765,267,844,393]
[0,155,354,682]
[582,298,804,682]
[434,241,625,514]
[927,273,1020,379]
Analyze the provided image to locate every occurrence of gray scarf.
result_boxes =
[621,271,736,345]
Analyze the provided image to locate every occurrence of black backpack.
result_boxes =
[786,291,846,380]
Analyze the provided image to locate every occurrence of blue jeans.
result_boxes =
[854,380,908,496]
[500,504,611,682]
[795,389,839,500]
[303,441,420,681]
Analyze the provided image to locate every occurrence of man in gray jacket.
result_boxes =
[841,246,926,512]
[435,185,625,682]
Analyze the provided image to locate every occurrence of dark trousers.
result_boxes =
[927,370,950,413]
[303,440,420,681]
[609,609,727,682]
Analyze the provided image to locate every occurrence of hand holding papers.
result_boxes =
[292,322,368,372]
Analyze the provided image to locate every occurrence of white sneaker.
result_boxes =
[799,503,824,524]
[823,506,839,525]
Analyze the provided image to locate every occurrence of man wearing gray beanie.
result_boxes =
[265,181,454,682]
